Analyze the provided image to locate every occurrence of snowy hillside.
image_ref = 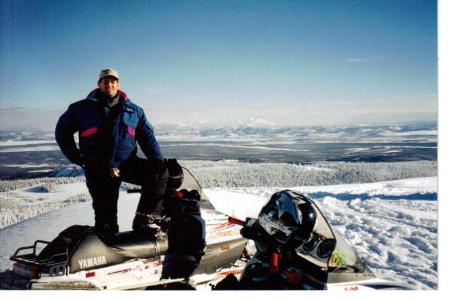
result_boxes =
[0,176,437,289]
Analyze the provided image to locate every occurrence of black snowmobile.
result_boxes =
[0,167,247,290]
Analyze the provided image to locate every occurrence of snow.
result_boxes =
[345,147,371,153]
[379,130,437,137]
[0,177,437,290]
[3,164,55,168]
[0,145,60,152]
[164,143,308,152]
[0,140,55,147]
[1,181,88,206]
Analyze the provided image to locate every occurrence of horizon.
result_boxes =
[0,105,438,131]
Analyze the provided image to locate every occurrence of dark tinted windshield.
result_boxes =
[180,167,214,210]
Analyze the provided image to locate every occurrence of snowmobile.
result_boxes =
[215,190,414,290]
[0,167,248,290]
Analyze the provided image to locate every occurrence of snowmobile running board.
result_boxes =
[28,276,191,290]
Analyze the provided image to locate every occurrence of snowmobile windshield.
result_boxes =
[179,167,214,210]
[258,192,302,245]
[292,194,337,270]
[292,195,365,272]
[327,232,366,272]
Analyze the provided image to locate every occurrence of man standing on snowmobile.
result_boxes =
[55,68,168,239]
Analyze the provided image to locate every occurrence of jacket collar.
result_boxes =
[86,88,129,102]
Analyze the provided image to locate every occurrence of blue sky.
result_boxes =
[0,0,438,127]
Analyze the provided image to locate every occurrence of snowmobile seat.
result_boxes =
[63,229,169,273]
[108,230,169,256]
[23,225,169,274]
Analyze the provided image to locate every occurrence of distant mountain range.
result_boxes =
[0,121,437,143]
[156,122,437,142]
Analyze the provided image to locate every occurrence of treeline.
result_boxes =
[0,193,90,229]
[0,160,437,228]
[0,161,437,192]
[0,176,84,193]
[181,160,437,188]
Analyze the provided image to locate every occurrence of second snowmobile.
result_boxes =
[214,190,414,290]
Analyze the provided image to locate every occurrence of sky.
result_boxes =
[0,0,439,128]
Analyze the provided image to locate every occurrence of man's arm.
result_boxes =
[55,104,83,167]
[135,110,164,161]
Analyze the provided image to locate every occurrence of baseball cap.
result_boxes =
[99,68,119,80]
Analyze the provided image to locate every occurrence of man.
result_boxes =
[55,68,168,238]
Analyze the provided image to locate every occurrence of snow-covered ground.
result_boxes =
[0,176,437,289]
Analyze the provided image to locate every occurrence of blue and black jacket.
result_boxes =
[55,89,163,168]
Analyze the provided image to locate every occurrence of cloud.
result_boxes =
[345,56,385,63]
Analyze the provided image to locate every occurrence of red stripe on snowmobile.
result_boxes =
[211,222,235,230]
[218,266,245,276]
[228,217,244,226]
[80,127,98,137]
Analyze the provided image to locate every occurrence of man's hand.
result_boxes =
[110,167,121,178]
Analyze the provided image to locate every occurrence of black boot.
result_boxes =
[94,223,118,241]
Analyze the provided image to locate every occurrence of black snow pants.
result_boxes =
[84,156,168,233]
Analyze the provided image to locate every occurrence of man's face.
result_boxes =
[98,76,119,98]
